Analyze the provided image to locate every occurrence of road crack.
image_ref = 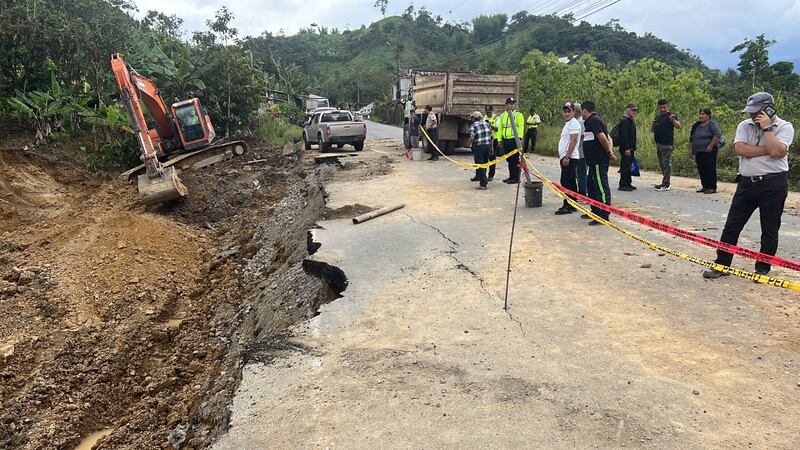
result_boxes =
[407,214,529,338]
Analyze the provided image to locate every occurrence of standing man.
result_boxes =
[555,102,582,215]
[497,97,525,183]
[485,105,500,181]
[617,102,639,191]
[574,103,588,196]
[581,101,616,225]
[403,109,420,158]
[467,111,493,190]
[524,108,541,153]
[703,92,794,279]
[424,105,439,161]
[652,99,681,191]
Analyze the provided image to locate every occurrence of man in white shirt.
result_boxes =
[704,92,794,278]
[424,105,439,161]
[555,101,582,215]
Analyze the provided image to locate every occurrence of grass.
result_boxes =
[255,118,303,148]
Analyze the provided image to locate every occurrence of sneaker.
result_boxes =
[655,184,671,192]
[703,189,717,194]
[696,188,707,193]
[502,177,510,183]
[554,207,575,215]
[503,179,520,184]
[630,186,637,190]
[476,186,487,191]
[618,186,634,191]
[470,177,479,182]
[487,176,494,181]
[702,269,730,279]
[580,214,591,220]
[588,220,604,226]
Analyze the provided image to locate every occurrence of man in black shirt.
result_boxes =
[651,99,682,191]
[580,101,616,225]
[617,102,638,191]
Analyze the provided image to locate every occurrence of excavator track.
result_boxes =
[120,140,248,182]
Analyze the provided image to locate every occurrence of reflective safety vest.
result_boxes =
[485,114,500,140]
[498,110,525,140]
[526,113,541,129]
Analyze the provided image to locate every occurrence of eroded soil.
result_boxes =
[0,141,389,449]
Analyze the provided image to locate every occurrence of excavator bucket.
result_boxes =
[137,166,188,205]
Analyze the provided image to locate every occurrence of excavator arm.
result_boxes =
[111,53,186,204]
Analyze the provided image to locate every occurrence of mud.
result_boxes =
[0,139,389,449]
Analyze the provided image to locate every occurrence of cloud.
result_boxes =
[132,0,800,70]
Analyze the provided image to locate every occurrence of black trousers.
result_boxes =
[523,128,538,153]
[488,140,501,179]
[426,128,438,156]
[587,164,611,220]
[560,158,578,210]
[472,143,490,187]
[619,149,634,188]
[502,138,520,181]
[715,173,788,272]
[695,150,718,190]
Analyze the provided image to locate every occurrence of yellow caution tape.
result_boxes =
[521,155,800,292]
[419,126,518,169]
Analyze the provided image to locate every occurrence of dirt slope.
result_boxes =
[0,142,366,449]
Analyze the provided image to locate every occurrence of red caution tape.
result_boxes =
[545,175,800,272]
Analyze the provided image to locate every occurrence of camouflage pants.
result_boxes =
[656,143,674,185]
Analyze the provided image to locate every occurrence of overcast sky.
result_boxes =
[132,0,800,70]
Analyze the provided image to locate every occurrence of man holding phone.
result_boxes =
[704,92,794,279]
[651,99,681,191]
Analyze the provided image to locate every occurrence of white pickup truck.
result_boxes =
[302,110,367,152]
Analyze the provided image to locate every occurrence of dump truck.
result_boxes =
[406,72,520,154]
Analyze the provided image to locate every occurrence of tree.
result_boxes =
[731,34,775,89]
[471,14,508,44]
[373,0,388,16]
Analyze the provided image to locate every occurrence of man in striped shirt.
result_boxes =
[468,111,493,190]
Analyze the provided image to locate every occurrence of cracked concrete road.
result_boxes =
[214,136,800,449]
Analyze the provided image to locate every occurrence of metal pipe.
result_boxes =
[352,204,405,224]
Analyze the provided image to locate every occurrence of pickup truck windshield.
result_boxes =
[321,112,353,122]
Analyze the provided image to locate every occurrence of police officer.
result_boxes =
[524,108,541,153]
[497,97,525,183]
[703,92,794,278]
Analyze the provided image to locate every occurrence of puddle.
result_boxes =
[74,428,114,450]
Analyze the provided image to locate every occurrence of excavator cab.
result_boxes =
[172,99,215,151]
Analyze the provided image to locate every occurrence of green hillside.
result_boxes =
[245,11,708,106]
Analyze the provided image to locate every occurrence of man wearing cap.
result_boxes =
[524,108,541,153]
[484,105,501,181]
[497,97,525,183]
[651,99,681,191]
[555,102,582,215]
[703,92,794,279]
[467,111,493,190]
[424,105,439,161]
[617,102,639,191]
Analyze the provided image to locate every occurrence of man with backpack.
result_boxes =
[612,102,639,191]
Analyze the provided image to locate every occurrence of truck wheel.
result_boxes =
[303,133,312,150]
[337,144,344,149]
[443,140,456,155]
[319,135,330,152]
[353,142,364,152]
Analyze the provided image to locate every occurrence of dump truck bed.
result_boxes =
[413,73,520,116]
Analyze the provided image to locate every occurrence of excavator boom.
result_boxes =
[111,53,187,204]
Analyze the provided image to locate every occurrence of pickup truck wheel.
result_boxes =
[353,142,364,152]
[318,134,330,152]
[337,144,344,149]
[303,133,312,150]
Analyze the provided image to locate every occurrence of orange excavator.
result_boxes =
[111,53,247,204]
